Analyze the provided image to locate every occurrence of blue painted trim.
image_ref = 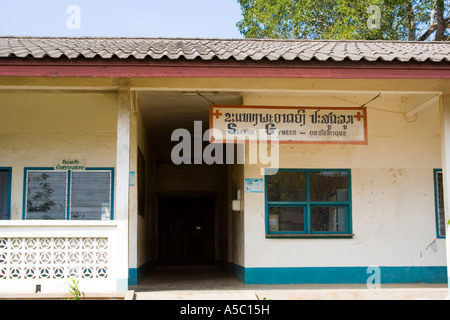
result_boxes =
[231,265,447,285]
[128,261,155,286]
[228,262,246,283]
[265,168,352,237]
[66,170,71,220]
[111,168,114,220]
[0,167,12,220]
[108,168,115,220]
[128,268,138,286]
[306,171,311,232]
[434,169,445,239]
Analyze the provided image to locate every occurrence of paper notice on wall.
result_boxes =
[245,178,263,193]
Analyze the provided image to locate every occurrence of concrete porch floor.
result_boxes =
[130,265,450,300]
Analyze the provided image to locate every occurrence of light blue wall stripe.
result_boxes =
[128,264,447,286]
[229,264,447,285]
[116,278,129,291]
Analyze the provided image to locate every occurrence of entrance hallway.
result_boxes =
[130,265,449,300]
[130,265,257,300]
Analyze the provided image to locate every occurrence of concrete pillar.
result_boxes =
[115,88,131,290]
[439,93,450,287]
[128,93,139,285]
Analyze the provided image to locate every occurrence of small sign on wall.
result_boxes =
[54,159,86,170]
[245,178,263,193]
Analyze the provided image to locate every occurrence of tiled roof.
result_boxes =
[0,36,449,62]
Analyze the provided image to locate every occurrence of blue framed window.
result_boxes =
[23,167,114,220]
[434,169,446,238]
[265,169,352,238]
[0,167,12,220]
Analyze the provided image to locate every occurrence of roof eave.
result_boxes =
[0,56,449,79]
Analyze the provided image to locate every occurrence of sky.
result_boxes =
[0,0,244,38]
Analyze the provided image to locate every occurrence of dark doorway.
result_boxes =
[158,197,215,265]
[0,170,11,220]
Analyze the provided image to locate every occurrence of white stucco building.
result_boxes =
[0,37,449,293]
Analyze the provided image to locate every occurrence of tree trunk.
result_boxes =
[407,1,416,40]
[435,0,445,40]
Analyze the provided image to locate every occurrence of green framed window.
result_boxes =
[265,169,352,238]
[434,169,446,238]
[24,167,114,220]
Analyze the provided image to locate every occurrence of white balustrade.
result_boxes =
[0,221,121,293]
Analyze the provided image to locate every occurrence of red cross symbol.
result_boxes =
[211,109,222,119]
[354,112,364,121]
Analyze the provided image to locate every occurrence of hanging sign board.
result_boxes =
[209,105,367,144]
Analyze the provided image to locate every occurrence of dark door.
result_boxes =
[0,170,10,220]
[158,197,215,265]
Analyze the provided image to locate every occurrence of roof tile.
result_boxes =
[0,37,448,63]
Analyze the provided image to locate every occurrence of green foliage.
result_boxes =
[236,0,449,40]
[66,278,85,300]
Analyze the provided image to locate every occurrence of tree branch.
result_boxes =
[418,16,449,41]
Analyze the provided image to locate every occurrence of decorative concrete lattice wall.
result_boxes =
[0,237,108,280]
